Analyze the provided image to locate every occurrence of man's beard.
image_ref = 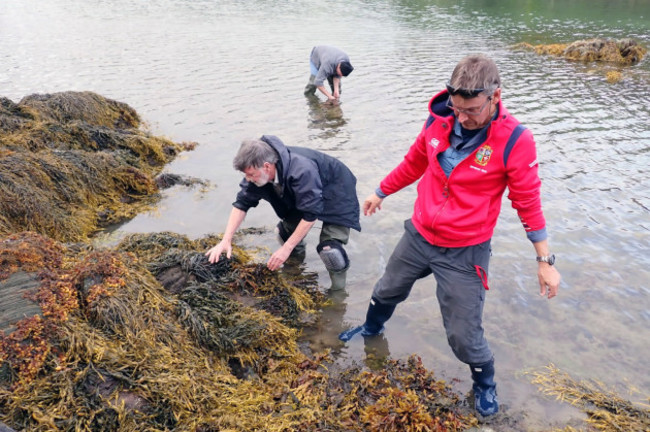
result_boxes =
[253,171,270,187]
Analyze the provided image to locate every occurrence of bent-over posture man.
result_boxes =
[206,135,361,291]
[304,45,354,102]
[338,54,561,417]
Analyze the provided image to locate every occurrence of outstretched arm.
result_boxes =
[317,85,337,102]
[205,207,247,263]
[533,239,561,299]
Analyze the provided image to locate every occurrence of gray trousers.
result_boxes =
[372,219,492,365]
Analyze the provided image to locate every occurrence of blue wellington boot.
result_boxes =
[338,297,396,342]
[470,359,499,416]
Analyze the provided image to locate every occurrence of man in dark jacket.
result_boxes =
[205,135,361,290]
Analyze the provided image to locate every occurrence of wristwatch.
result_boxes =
[536,254,555,265]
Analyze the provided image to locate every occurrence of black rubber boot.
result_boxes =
[338,297,396,342]
[470,358,499,416]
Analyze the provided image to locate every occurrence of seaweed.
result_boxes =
[512,38,647,66]
[334,355,478,432]
[528,364,650,432]
[0,92,192,242]
[0,231,479,431]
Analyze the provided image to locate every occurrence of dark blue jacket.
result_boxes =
[233,135,361,231]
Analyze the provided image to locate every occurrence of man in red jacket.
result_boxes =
[338,54,561,417]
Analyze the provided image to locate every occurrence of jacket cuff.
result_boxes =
[526,227,547,243]
[233,202,250,212]
[375,187,388,199]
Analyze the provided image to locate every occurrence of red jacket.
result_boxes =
[380,90,546,247]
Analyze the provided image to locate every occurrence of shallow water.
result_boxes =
[2,0,649,429]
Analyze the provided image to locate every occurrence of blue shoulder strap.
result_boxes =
[503,124,526,167]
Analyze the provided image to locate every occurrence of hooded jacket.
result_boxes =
[234,135,361,231]
[310,45,351,87]
[379,90,545,247]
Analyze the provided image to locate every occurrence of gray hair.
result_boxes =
[233,138,279,171]
[449,54,501,96]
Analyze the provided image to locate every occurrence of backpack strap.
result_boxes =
[503,124,526,167]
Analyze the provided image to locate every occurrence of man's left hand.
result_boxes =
[538,264,561,299]
[267,245,292,271]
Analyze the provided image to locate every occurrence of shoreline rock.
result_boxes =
[513,38,647,65]
[0,91,199,242]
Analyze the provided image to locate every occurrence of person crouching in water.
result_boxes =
[206,135,361,291]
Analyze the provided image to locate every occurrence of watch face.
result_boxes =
[537,254,556,265]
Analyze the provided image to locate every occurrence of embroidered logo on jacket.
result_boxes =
[475,145,493,167]
[429,138,440,148]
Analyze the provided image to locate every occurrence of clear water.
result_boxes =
[2,0,649,429]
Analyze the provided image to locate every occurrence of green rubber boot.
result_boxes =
[304,74,317,96]
[328,269,347,291]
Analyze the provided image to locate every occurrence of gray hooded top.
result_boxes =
[310,45,351,87]
[233,135,361,231]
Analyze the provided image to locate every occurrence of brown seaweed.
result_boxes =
[0,91,194,242]
[527,364,650,432]
[0,231,478,431]
[512,38,647,65]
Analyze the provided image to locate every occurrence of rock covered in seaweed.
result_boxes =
[513,38,647,65]
[565,38,646,64]
[0,91,202,242]
[0,231,478,431]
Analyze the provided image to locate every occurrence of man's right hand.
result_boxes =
[363,193,384,216]
[205,240,232,263]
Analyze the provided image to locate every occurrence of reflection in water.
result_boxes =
[307,288,392,370]
[306,94,347,136]
[279,253,308,278]
[363,333,391,370]
[303,289,350,355]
